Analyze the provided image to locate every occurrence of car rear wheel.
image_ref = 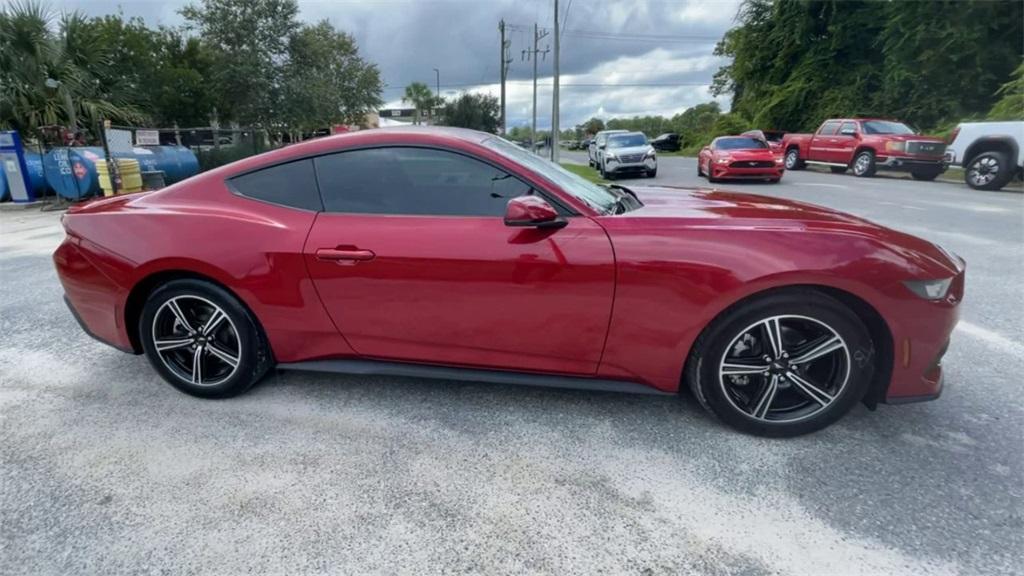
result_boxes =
[784,148,805,170]
[686,290,874,437]
[965,151,1013,190]
[852,151,877,177]
[140,279,272,398]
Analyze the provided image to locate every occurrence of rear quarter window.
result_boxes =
[228,159,323,211]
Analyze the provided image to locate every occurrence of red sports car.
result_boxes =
[54,128,964,436]
[698,135,786,183]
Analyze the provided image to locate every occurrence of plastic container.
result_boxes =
[1,151,47,201]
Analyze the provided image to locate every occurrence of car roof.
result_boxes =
[608,131,645,138]
[596,129,628,135]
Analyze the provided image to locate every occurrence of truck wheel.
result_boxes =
[830,166,847,174]
[784,148,805,170]
[911,167,942,181]
[965,151,1013,191]
[852,151,877,177]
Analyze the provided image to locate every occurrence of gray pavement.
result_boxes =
[2,157,1022,575]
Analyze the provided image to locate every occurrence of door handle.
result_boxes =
[316,247,375,262]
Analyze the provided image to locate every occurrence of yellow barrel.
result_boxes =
[95,158,143,196]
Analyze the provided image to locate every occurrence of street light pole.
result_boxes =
[551,0,560,161]
[433,68,440,98]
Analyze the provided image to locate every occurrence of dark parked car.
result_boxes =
[651,133,681,152]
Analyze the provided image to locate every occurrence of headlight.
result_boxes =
[605,152,617,160]
[775,156,785,164]
[645,148,656,159]
[903,278,953,300]
[716,157,730,164]
[886,141,907,153]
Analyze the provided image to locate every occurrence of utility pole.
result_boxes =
[498,20,512,135]
[550,0,561,160]
[522,24,549,154]
[433,68,440,98]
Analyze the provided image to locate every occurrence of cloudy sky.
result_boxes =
[50,0,743,129]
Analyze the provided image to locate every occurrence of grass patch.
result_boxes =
[560,162,608,184]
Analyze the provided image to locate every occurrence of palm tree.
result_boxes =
[402,81,436,125]
[0,1,144,133]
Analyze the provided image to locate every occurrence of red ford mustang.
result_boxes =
[698,135,786,183]
[53,128,964,436]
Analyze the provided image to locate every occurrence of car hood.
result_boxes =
[714,149,778,160]
[614,186,962,275]
[870,134,945,143]
[607,145,651,155]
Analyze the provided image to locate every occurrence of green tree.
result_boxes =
[712,0,1023,131]
[989,62,1024,121]
[0,1,145,133]
[437,92,499,133]
[283,20,383,132]
[579,117,605,135]
[402,81,436,125]
[181,0,300,127]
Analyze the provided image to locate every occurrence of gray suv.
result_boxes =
[598,132,658,179]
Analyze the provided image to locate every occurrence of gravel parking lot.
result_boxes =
[2,158,1022,575]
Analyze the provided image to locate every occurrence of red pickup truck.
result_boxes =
[782,118,947,180]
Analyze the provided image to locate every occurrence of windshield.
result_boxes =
[715,137,768,150]
[607,133,648,148]
[862,120,915,135]
[483,136,619,214]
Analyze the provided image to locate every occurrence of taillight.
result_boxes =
[947,126,960,144]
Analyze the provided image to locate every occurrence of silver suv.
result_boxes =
[598,132,658,179]
[588,129,627,168]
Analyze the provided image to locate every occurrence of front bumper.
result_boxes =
[877,155,947,171]
[712,164,785,179]
[605,157,657,174]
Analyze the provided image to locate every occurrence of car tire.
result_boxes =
[685,289,875,437]
[852,150,877,177]
[911,168,942,181]
[784,148,805,170]
[767,178,781,183]
[964,151,1013,191]
[697,160,705,177]
[646,169,657,178]
[830,166,847,174]
[140,279,272,399]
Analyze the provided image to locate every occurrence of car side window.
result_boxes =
[228,159,322,211]
[818,121,841,136]
[839,122,857,135]
[315,147,532,217]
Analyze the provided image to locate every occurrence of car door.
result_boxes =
[832,121,860,165]
[809,121,840,162]
[303,145,616,375]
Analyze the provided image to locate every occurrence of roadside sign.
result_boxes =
[135,129,159,146]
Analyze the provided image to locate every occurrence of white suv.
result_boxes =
[588,129,627,169]
[945,121,1023,190]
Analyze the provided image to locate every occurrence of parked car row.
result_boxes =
[771,118,1021,191]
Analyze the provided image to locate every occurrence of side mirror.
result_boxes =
[598,144,606,150]
[505,195,566,229]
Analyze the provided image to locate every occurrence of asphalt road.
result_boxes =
[2,156,1022,575]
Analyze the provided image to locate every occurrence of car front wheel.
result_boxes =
[852,151,877,177]
[965,151,1013,190]
[686,290,874,437]
[140,279,272,398]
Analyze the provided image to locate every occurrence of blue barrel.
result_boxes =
[43,147,105,200]
[43,145,201,200]
[1,151,47,201]
[132,145,199,184]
